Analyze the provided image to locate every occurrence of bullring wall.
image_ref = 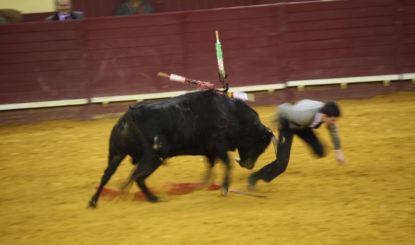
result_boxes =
[0,0,414,124]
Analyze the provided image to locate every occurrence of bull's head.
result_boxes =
[233,101,274,169]
[237,126,273,169]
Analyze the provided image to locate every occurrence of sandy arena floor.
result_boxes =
[0,92,414,245]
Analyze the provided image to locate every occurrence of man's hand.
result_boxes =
[334,149,346,165]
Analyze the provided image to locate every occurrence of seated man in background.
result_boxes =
[115,0,153,16]
[46,0,84,21]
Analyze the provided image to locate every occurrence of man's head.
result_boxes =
[320,101,341,125]
[55,0,72,14]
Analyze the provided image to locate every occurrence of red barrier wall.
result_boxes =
[0,21,87,103]
[1,0,414,106]
[284,0,398,80]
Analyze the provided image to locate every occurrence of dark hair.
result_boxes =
[320,101,341,117]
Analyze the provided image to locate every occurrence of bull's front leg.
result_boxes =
[218,152,231,196]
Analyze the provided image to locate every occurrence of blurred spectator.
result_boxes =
[115,0,153,16]
[46,0,84,21]
[0,9,23,25]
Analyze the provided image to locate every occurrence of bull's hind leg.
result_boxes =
[89,153,126,208]
[130,156,162,202]
[202,155,216,187]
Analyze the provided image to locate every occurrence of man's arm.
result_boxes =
[327,124,346,164]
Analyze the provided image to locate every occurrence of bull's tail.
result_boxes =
[271,132,278,158]
[89,153,126,208]
[119,164,139,191]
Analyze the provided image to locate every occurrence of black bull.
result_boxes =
[89,89,274,207]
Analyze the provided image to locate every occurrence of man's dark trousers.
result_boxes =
[251,119,325,182]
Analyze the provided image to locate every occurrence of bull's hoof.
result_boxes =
[147,196,159,203]
[88,200,97,208]
[247,174,258,190]
[221,188,229,196]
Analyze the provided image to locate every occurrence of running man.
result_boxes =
[248,99,346,188]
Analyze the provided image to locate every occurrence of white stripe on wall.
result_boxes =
[89,90,191,104]
[1,73,413,111]
[286,75,400,87]
[0,99,88,111]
